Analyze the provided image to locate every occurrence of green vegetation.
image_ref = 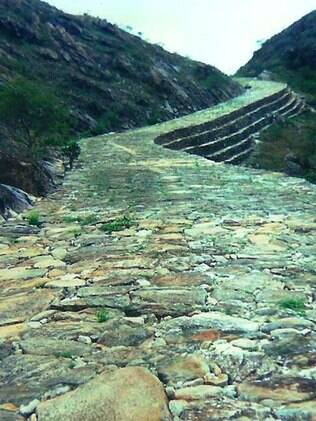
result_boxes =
[100,216,133,233]
[93,110,121,135]
[25,210,41,226]
[200,72,232,91]
[0,78,75,159]
[248,112,316,184]
[147,108,165,126]
[59,352,74,359]
[279,297,306,316]
[277,66,316,103]
[96,308,111,323]
[63,213,99,226]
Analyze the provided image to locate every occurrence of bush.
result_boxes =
[248,112,316,183]
[279,297,306,316]
[0,78,73,158]
[96,309,111,323]
[93,110,121,135]
[26,210,41,226]
[100,216,133,233]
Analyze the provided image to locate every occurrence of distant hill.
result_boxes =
[238,10,316,103]
[0,0,242,133]
[238,11,316,184]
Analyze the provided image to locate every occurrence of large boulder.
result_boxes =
[37,367,172,421]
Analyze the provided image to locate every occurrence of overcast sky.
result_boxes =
[46,0,315,74]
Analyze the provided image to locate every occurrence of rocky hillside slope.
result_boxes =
[238,11,316,182]
[238,10,316,104]
[0,0,242,132]
[0,0,243,217]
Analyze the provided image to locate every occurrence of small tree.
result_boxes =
[0,78,73,159]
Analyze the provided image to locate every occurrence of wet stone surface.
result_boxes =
[0,95,316,420]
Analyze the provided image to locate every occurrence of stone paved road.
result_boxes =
[1,112,316,420]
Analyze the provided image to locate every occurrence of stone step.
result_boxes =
[155,87,289,145]
[218,98,305,164]
[202,96,303,160]
[191,94,299,153]
[163,90,293,150]
[156,84,305,166]
[282,100,305,119]
[224,146,254,165]
[207,137,253,162]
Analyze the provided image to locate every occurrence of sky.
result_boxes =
[46,0,316,74]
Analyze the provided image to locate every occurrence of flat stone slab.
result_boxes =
[36,367,171,421]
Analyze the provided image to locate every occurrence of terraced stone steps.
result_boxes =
[219,96,306,165]
[159,89,292,151]
[155,84,305,164]
[156,85,289,144]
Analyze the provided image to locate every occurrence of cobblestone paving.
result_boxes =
[1,101,316,420]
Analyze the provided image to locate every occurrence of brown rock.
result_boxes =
[238,382,313,404]
[174,385,223,401]
[37,367,172,421]
[191,330,221,342]
[0,289,55,325]
[153,273,211,287]
[158,355,210,384]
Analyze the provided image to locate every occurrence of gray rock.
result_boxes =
[97,318,152,347]
[20,399,40,416]
[129,287,207,316]
[20,337,92,357]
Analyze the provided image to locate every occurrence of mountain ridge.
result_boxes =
[238,10,316,103]
[0,0,243,132]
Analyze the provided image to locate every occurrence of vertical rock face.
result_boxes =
[36,367,172,421]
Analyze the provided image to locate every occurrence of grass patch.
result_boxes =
[279,297,306,316]
[247,111,316,184]
[63,214,99,226]
[58,352,74,359]
[100,216,133,233]
[96,308,111,323]
[26,210,41,226]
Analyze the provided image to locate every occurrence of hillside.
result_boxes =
[238,10,316,103]
[0,0,244,216]
[0,0,242,132]
[238,11,316,183]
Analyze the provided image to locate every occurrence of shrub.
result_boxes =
[59,352,73,359]
[248,112,316,184]
[93,110,121,135]
[100,216,133,233]
[279,297,306,315]
[63,213,98,226]
[96,308,111,323]
[26,210,41,226]
[0,78,73,158]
